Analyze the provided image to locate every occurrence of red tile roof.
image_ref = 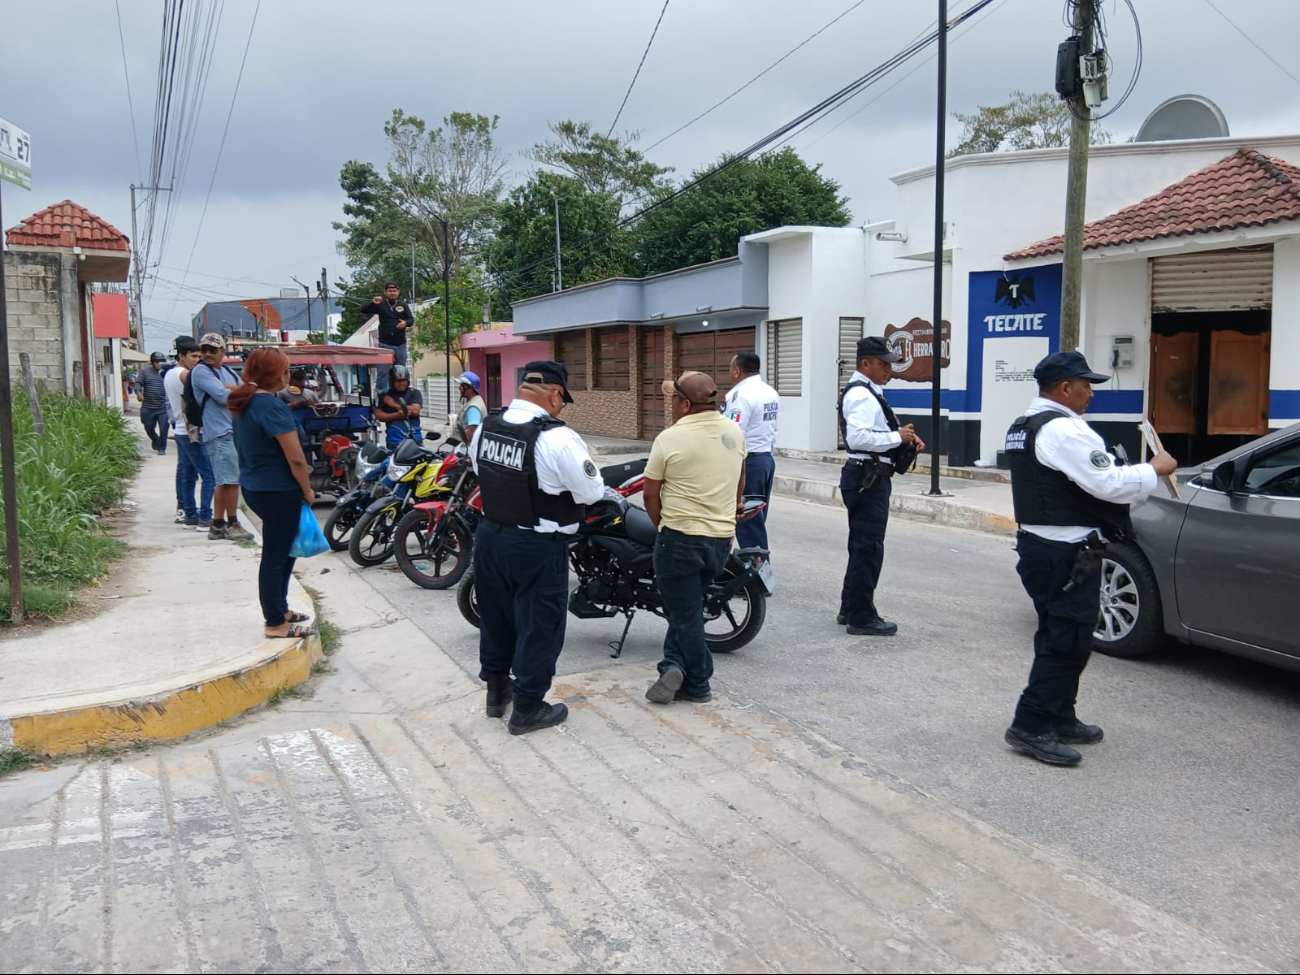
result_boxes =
[1005,147,1300,261]
[5,200,130,252]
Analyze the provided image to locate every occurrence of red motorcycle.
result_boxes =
[393,458,647,591]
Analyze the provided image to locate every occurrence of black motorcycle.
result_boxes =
[455,488,771,657]
[322,439,392,552]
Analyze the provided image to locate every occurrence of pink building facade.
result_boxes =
[458,324,552,410]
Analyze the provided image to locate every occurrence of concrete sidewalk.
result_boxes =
[579,433,1017,536]
[0,440,320,756]
[0,540,1271,973]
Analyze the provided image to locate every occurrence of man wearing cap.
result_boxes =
[469,360,606,735]
[451,371,487,444]
[725,351,780,569]
[643,371,747,705]
[1003,351,1177,767]
[136,351,172,455]
[364,283,415,396]
[191,334,255,541]
[836,336,925,637]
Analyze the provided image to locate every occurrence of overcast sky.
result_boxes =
[4,0,1300,352]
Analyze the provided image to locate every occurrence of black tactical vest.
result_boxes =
[1004,411,1132,538]
[838,381,901,456]
[477,412,585,529]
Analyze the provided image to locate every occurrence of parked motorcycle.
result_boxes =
[323,439,392,552]
[455,476,770,658]
[347,435,460,567]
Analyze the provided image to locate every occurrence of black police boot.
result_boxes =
[847,618,898,636]
[1004,726,1082,766]
[508,697,569,736]
[485,675,512,719]
[1055,718,1104,744]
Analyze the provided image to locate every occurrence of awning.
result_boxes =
[280,344,395,366]
[120,347,151,362]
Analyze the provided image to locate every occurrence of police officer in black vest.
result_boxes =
[836,336,924,636]
[469,361,606,735]
[1003,351,1177,766]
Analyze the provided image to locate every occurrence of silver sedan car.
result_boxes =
[1094,422,1300,668]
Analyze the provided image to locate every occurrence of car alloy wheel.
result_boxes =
[1096,557,1140,642]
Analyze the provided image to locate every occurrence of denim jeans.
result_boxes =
[735,452,775,556]
[375,342,408,396]
[241,488,301,627]
[653,528,730,697]
[140,408,169,452]
[174,434,214,521]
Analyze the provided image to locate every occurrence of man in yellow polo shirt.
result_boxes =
[642,370,747,705]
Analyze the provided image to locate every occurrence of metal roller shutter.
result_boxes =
[1151,247,1274,313]
[765,319,803,396]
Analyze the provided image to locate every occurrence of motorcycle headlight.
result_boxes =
[387,462,414,482]
[354,455,384,478]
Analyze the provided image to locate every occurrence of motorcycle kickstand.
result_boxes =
[608,609,637,659]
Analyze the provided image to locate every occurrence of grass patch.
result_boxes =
[233,538,260,550]
[1,387,139,624]
[311,658,338,676]
[0,750,37,779]
[301,583,342,656]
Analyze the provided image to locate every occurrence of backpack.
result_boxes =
[182,363,223,428]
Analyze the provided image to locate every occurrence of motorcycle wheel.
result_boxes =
[348,503,401,567]
[394,509,473,590]
[456,569,480,629]
[704,574,767,654]
[323,503,361,552]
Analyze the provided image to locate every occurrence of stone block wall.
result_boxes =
[3,251,65,387]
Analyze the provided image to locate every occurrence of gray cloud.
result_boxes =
[4,0,1299,344]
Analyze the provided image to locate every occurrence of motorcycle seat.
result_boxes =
[622,505,658,547]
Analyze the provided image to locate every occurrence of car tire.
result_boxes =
[1093,542,1164,658]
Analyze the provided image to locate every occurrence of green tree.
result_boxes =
[635,147,851,275]
[526,119,671,211]
[486,171,640,314]
[950,90,1112,156]
[410,266,490,374]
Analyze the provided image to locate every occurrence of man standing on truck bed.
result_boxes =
[364,282,415,396]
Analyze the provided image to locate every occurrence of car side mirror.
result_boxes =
[1212,455,1252,494]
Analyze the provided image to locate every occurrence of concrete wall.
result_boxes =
[1270,238,1300,425]
[3,251,67,390]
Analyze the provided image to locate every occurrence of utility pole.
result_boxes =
[551,191,562,291]
[319,267,329,344]
[411,241,416,303]
[128,183,172,343]
[291,276,312,340]
[928,0,948,497]
[1059,0,1099,351]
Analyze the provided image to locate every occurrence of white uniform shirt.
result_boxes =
[724,374,780,454]
[1020,397,1158,543]
[841,372,902,462]
[469,398,606,534]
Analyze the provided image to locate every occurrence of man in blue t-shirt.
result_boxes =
[375,365,423,445]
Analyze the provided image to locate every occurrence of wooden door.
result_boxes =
[1208,330,1270,435]
[639,327,666,438]
[485,354,502,410]
[676,327,756,397]
[1149,332,1198,435]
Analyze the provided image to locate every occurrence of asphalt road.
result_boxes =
[374,494,1300,970]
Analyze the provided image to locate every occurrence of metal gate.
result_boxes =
[836,317,864,448]
[1151,247,1274,313]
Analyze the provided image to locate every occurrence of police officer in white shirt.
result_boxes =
[469,360,606,736]
[1003,351,1177,766]
[725,351,780,559]
[836,336,925,637]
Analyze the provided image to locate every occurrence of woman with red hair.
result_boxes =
[230,347,316,639]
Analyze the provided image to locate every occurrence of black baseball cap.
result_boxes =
[1033,351,1110,386]
[856,335,901,364]
[521,360,574,403]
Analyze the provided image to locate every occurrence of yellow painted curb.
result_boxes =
[6,632,322,757]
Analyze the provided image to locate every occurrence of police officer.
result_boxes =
[469,360,606,735]
[1003,351,1177,766]
[724,351,780,562]
[836,336,924,636]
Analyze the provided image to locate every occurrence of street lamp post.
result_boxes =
[551,191,563,292]
[435,216,452,412]
[291,276,312,342]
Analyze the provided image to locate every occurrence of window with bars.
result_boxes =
[765,319,803,396]
[552,331,588,391]
[592,325,630,390]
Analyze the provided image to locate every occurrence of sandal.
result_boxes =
[283,611,311,624]
[265,623,317,639]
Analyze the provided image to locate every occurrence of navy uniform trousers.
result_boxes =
[838,463,892,627]
[474,520,570,704]
[1012,531,1102,732]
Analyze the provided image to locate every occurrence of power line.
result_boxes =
[644,0,869,153]
[161,0,261,323]
[608,0,671,136]
[1200,0,1300,90]
[114,0,145,183]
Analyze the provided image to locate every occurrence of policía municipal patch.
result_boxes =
[583,459,598,478]
[1089,449,1112,469]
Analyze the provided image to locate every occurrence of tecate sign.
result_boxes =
[0,115,32,189]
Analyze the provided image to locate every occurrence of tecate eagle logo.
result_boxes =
[995,274,1035,309]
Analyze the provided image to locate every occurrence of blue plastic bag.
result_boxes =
[289,503,330,558]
